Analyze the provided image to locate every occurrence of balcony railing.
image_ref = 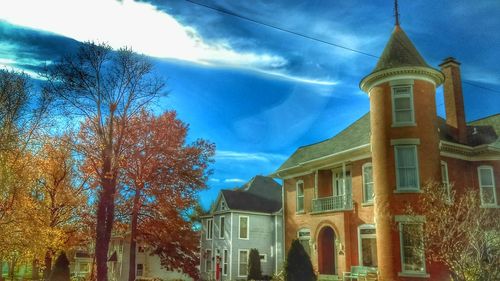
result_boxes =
[312,194,353,213]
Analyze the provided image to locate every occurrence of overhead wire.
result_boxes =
[183,0,500,95]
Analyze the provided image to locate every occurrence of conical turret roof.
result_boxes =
[360,25,444,92]
[371,25,429,73]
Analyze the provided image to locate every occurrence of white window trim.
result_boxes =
[391,82,416,126]
[260,254,267,263]
[222,248,229,276]
[478,165,497,206]
[238,249,249,277]
[441,161,451,202]
[205,249,212,273]
[357,224,376,266]
[206,219,213,240]
[296,180,305,213]
[394,145,420,191]
[219,216,225,239]
[398,222,428,276]
[239,215,250,240]
[362,163,374,204]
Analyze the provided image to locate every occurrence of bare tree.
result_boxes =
[43,42,165,281]
[406,182,500,281]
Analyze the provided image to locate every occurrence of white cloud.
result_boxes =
[209,178,221,183]
[224,178,245,183]
[216,150,287,162]
[0,0,335,85]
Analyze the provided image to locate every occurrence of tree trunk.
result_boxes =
[44,252,52,280]
[128,188,141,281]
[31,259,39,280]
[0,256,3,281]
[95,146,116,281]
[8,259,15,281]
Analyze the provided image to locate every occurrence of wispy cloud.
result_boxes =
[209,178,221,183]
[0,0,335,85]
[224,178,245,183]
[216,150,287,162]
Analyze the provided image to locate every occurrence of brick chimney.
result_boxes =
[439,57,467,144]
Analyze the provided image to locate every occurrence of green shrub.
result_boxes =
[284,240,316,281]
[247,249,262,280]
[49,252,70,281]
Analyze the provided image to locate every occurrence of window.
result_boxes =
[296,180,304,212]
[138,245,145,253]
[238,250,249,277]
[399,223,425,274]
[441,161,451,201]
[362,163,374,203]
[205,249,212,273]
[297,228,311,256]
[259,254,267,262]
[395,145,419,190]
[222,249,228,276]
[478,166,497,206]
[392,85,414,125]
[206,219,213,240]
[219,216,225,239]
[239,216,249,239]
[136,264,144,276]
[358,225,377,267]
[221,201,226,210]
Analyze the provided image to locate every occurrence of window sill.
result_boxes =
[296,211,306,215]
[480,204,500,208]
[394,189,422,194]
[398,272,430,278]
[361,202,374,207]
[392,122,417,128]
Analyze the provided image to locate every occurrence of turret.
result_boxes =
[360,23,444,281]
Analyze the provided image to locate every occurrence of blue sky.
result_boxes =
[1,0,500,209]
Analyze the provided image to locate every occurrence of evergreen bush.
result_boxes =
[284,239,316,281]
[49,252,70,281]
[247,248,262,280]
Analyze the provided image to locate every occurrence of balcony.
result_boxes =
[312,194,353,213]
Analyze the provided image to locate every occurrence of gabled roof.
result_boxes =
[274,112,499,176]
[276,113,371,172]
[371,25,430,73]
[219,175,282,213]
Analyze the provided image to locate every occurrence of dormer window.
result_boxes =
[391,82,415,126]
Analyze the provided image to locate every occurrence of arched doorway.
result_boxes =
[318,226,336,275]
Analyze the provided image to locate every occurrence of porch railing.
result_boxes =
[312,194,353,213]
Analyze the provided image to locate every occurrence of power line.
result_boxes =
[184,0,379,58]
[463,81,500,94]
[184,0,500,95]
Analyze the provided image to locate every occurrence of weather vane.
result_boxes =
[394,0,400,26]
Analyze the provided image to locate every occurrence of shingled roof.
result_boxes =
[275,112,499,174]
[371,25,430,74]
[220,175,282,213]
[276,113,371,171]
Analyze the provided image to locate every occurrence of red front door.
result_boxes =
[318,226,336,275]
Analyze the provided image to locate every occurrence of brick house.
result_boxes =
[271,21,499,281]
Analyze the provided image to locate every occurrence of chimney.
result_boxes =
[439,57,467,144]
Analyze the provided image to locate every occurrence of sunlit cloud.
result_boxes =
[0,0,335,85]
[224,178,245,183]
[216,150,287,162]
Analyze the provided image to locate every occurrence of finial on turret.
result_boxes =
[394,0,400,26]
